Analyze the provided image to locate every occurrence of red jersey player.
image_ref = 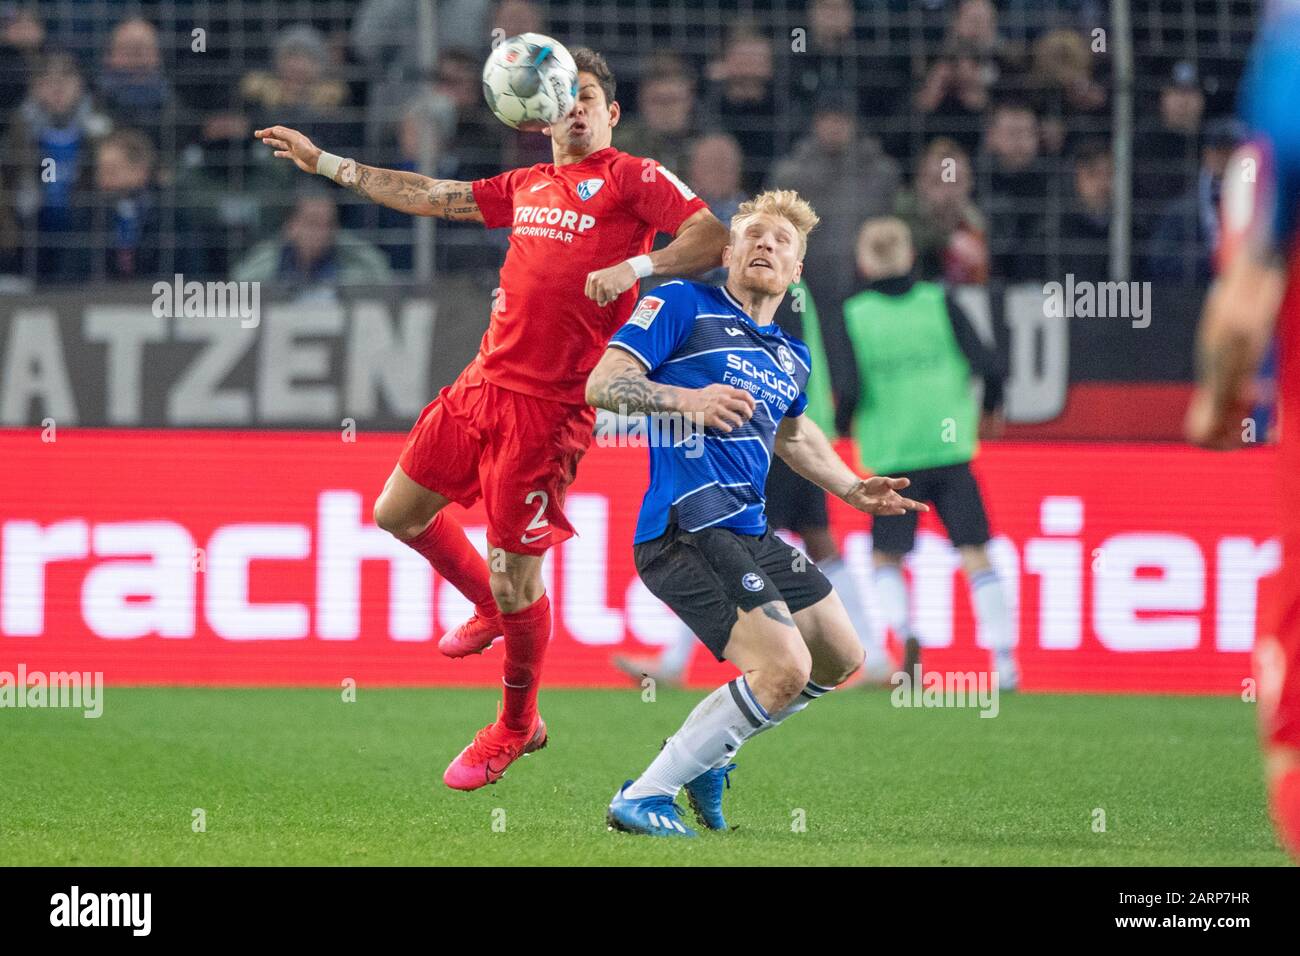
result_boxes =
[255,48,728,790]
[1185,1,1300,860]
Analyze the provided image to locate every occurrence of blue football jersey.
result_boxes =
[1239,1,1300,252]
[609,280,812,543]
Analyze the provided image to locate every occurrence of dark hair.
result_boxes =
[37,49,81,78]
[99,128,155,171]
[572,47,616,106]
[1072,137,1112,167]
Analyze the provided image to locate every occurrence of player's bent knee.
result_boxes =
[372,497,405,537]
[758,653,812,711]
[489,560,545,614]
[373,497,422,541]
[830,645,867,686]
[488,573,518,611]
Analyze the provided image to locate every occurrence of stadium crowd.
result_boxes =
[0,0,1256,290]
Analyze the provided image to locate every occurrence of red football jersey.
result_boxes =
[470,146,709,404]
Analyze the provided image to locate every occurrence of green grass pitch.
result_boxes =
[1,686,1288,866]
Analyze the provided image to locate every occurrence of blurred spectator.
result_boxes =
[704,21,778,192]
[1134,59,1205,229]
[1057,138,1113,281]
[685,132,746,283]
[491,0,543,37]
[240,24,358,153]
[434,47,507,181]
[0,7,45,135]
[895,137,989,285]
[789,0,859,113]
[176,110,298,277]
[999,0,1100,45]
[394,89,459,172]
[85,128,165,280]
[0,50,112,280]
[96,18,177,153]
[1143,117,1245,285]
[978,98,1047,281]
[911,0,1017,161]
[351,0,490,148]
[945,0,1004,60]
[914,38,995,160]
[688,133,746,224]
[767,92,901,301]
[616,55,695,174]
[370,95,466,272]
[232,190,394,289]
[1029,28,1108,155]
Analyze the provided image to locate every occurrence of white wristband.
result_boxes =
[627,255,654,279]
[316,151,344,180]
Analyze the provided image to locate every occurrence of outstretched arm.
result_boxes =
[774,413,927,516]
[1185,246,1283,448]
[585,208,729,306]
[254,124,484,222]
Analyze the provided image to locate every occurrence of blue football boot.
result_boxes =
[606,781,697,837]
[684,762,737,831]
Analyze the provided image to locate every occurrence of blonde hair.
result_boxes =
[856,216,914,279]
[730,189,820,257]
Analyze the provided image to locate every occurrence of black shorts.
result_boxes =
[763,456,829,533]
[633,524,834,662]
[871,461,991,555]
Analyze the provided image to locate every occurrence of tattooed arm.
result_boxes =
[340,166,483,221]
[585,347,755,431]
[253,124,483,221]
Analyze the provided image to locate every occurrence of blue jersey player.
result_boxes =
[585,190,927,837]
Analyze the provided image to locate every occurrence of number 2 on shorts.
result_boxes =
[520,490,550,545]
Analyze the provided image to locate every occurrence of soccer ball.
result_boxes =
[482,33,579,131]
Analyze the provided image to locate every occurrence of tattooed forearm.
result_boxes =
[593,369,684,415]
[586,351,693,414]
[345,166,482,221]
[427,181,482,220]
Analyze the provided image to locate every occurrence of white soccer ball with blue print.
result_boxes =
[482,33,578,131]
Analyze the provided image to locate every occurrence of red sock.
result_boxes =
[1271,765,1300,861]
[500,593,551,733]
[406,513,497,620]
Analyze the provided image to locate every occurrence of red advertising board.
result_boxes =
[0,430,1280,693]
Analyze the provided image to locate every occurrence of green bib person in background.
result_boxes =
[836,217,1019,689]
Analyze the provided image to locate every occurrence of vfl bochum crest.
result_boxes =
[576,178,605,201]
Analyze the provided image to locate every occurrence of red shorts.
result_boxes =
[1260,529,1300,751]
[398,362,596,556]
